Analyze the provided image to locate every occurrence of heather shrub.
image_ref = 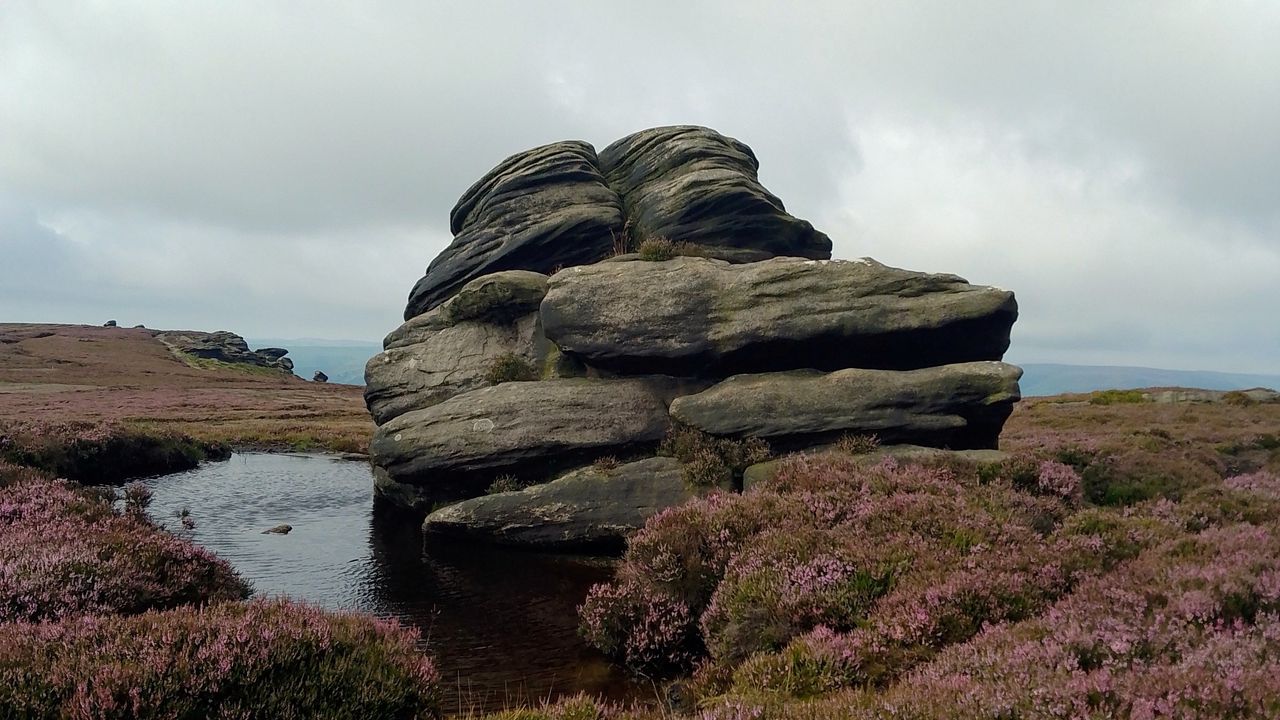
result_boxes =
[0,474,248,622]
[483,353,538,385]
[781,521,1280,719]
[581,454,1091,678]
[658,424,770,487]
[0,598,441,719]
[1224,389,1259,406]
[0,420,221,483]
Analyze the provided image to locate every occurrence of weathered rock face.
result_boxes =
[600,126,831,260]
[366,315,544,424]
[423,457,702,551]
[404,142,622,320]
[367,272,554,425]
[369,378,679,503]
[402,127,832,320]
[542,256,1017,377]
[156,330,294,373]
[670,362,1022,450]
[367,125,1025,551]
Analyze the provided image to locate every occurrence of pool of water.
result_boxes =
[137,452,647,714]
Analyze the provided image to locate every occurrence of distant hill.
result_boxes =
[248,339,380,386]
[1018,363,1280,397]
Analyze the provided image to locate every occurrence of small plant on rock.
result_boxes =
[486,474,526,494]
[483,353,538,385]
[659,423,771,487]
[592,455,622,473]
[637,237,709,261]
[834,432,880,455]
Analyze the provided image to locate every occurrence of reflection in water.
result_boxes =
[140,453,646,713]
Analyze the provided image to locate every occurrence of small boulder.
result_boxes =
[103,320,117,327]
[313,370,329,383]
[262,524,292,535]
[423,457,705,551]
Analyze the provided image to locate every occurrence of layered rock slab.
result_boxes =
[404,141,623,319]
[369,378,681,503]
[599,126,831,260]
[423,457,704,551]
[366,271,552,425]
[670,362,1022,450]
[541,256,1018,377]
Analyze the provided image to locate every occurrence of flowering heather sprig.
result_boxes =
[0,473,248,623]
[0,597,441,719]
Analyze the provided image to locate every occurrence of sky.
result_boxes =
[1,2,1277,374]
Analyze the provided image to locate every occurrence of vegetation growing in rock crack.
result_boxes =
[833,432,880,455]
[658,423,771,487]
[636,237,710,262]
[486,473,527,494]
[483,353,538,385]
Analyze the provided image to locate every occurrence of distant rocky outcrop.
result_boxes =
[157,330,294,373]
[367,125,1022,552]
[313,370,329,383]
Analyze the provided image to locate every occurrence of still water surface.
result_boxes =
[140,453,647,714]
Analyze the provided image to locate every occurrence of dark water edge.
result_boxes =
[133,452,648,714]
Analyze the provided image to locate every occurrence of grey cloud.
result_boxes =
[0,1,1277,372]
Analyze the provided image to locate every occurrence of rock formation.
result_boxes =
[156,330,295,373]
[366,125,1022,552]
[313,371,329,383]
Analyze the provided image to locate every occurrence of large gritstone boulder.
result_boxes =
[541,256,1017,377]
[369,378,680,503]
[404,141,623,319]
[366,271,552,425]
[599,126,831,260]
[670,362,1022,450]
[422,457,705,551]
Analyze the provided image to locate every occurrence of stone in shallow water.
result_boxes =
[423,457,707,551]
[599,125,831,259]
[670,361,1023,450]
[541,256,1017,377]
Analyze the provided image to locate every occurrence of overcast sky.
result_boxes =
[2,2,1277,373]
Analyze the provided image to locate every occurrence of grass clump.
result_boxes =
[636,237,709,261]
[834,432,880,455]
[1089,388,1148,405]
[658,423,770,487]
[592,456,622,473]
[486,474,527,494]
[483,353,538,386]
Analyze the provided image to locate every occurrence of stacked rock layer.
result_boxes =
[366,125,1021,551]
